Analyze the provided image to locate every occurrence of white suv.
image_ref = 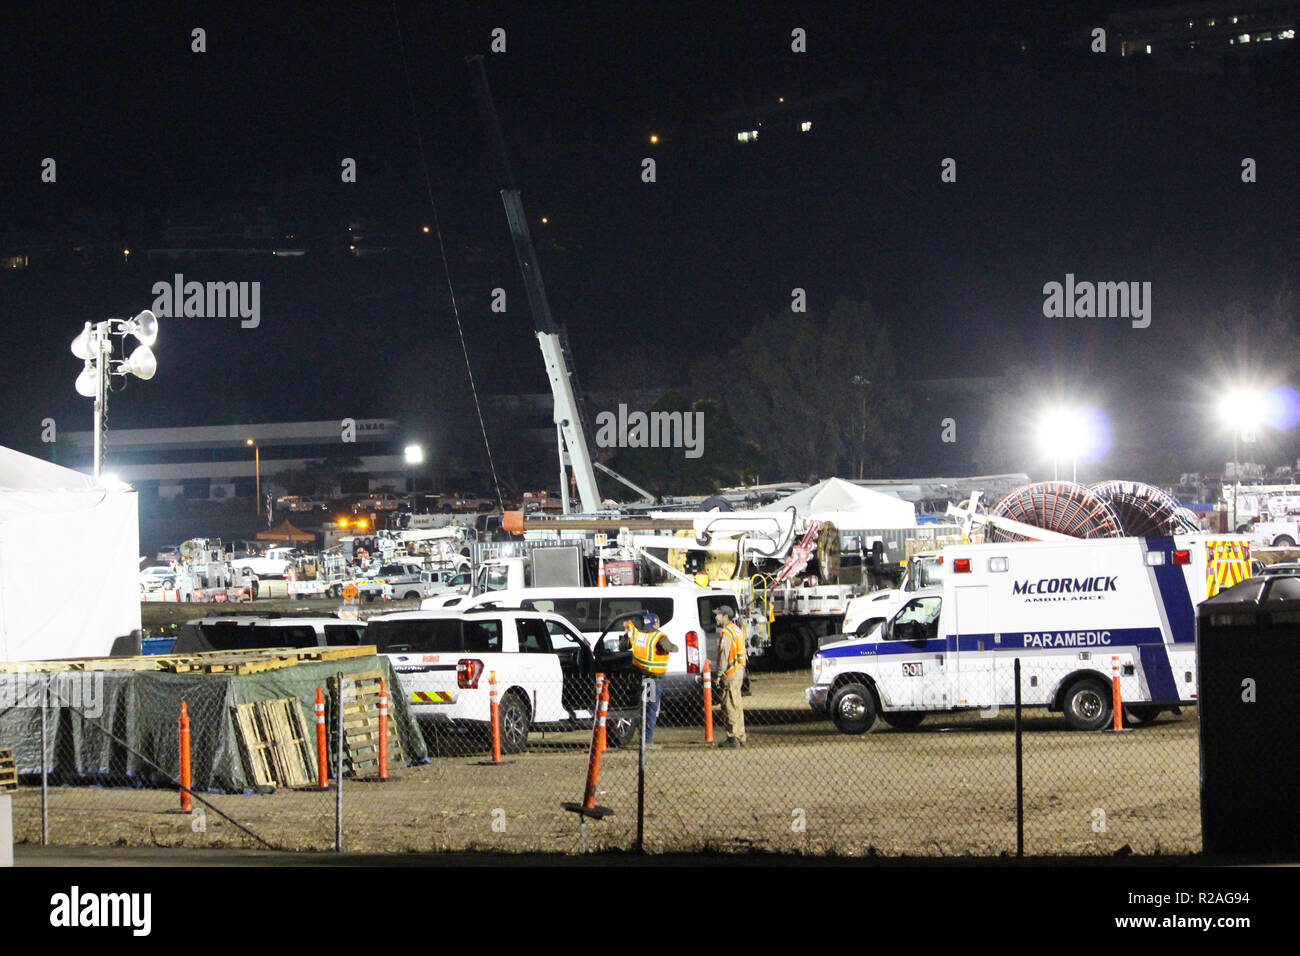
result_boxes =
[442,585,740,707]
[366,607,634,753]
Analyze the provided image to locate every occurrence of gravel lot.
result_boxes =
[6,671,1200,857]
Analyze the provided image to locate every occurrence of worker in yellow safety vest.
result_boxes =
[620,611,677,746]
[713,605,747,747]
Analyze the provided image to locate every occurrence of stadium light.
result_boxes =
[70,310,160,478]
[1037,406,1084,482]
[1219,387,1267,531]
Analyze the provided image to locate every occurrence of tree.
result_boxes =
[601,392,763,496]
[709,298,907,482]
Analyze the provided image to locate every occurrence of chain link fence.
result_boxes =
[0,659,1201,856]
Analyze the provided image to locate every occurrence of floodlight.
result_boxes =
[75,364,98,397]
[71,330,92,360]
[127,309,158,346]
[121,345,157,380]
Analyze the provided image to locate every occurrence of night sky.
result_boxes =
[2,1,1298,477]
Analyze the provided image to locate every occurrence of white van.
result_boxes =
[809,534,1249,732]
[447,584,740,705]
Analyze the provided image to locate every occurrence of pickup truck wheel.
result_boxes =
[880,711,925,730]
[1063,679,1112,731]
[1124,704,1162,726]
[498,692,531,754]
[1274,535,1296,548]
[402,590,420,600]
[829,682,877,734]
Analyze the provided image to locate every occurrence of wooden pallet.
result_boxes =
[0,645,377,676]
[0,748,16,791]
[232,698,317,788]
[338,671,405,778]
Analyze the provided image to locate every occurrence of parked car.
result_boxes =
[139,565,178,592]
[172,615,368,653]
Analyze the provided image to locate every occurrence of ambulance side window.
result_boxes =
[889,597,942,642]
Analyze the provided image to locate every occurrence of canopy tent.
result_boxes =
[0,446,141,661]
[256,519,316,542]
[754,477,916,528]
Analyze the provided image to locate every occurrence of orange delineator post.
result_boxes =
[1111,655,1124,731]
[582,677,611,810]
[315,688,328,788]
[702,660,715,743]
[488,671,502,764]
[595,674,607,753]
[179,700,192,813]
[378,678,389,780]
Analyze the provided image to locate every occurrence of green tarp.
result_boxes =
[0,656,427,792]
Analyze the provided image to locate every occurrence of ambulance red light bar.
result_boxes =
[1172,550,1191,565]
[953,558,971,573]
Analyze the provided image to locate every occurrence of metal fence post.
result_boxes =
[636,676,647,853]
[335,671,344,853]
[1014,657,1023,858]
[40,690,48,846]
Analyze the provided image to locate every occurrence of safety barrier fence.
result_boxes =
[0,659,1200,856]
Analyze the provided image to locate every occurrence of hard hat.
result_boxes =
[642,611,660,629]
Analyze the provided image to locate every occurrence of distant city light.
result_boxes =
[737,130,758,143]
[540,217,549,225]
[404,444,424,465]
[422,225,430,233]
[801,121,812,132]
[649,134,659,144]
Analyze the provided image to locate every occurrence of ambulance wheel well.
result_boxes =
[830,672,880,706]
[1050,670,1108,712]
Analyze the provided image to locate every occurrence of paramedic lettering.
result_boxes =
[1023,631,1113,649]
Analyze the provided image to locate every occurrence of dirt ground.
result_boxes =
[6,671,1201,858]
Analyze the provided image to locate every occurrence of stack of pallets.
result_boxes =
[0,747,17,791]
[0,645,376,676]
[339,671,404,779]
[232,698,318,788]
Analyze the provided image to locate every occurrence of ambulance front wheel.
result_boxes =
[830,683,877,734]
[1063,679,1112,731]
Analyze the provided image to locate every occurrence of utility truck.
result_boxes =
[808,534,1250,733]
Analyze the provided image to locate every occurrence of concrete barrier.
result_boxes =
[0,794,12,867]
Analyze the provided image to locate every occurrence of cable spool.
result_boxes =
[1088,480,1200,536]
[987,482,1123,542]
[814,522,840,584]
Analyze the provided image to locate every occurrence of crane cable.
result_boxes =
[392,3,505,513]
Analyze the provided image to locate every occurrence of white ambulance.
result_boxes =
[808,535,1249,733]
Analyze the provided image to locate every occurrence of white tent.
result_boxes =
[0,446,141,661]
[755,477,916,528]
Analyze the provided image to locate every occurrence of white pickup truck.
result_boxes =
[366,607,640,752]
[233,546,297,579]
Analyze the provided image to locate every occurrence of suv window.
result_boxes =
[464,619,503,652]
[368,618,464,653]
[258,624,319,648]
[516,618,552,654]
[522,596,675,632]
[324,623,365,646]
